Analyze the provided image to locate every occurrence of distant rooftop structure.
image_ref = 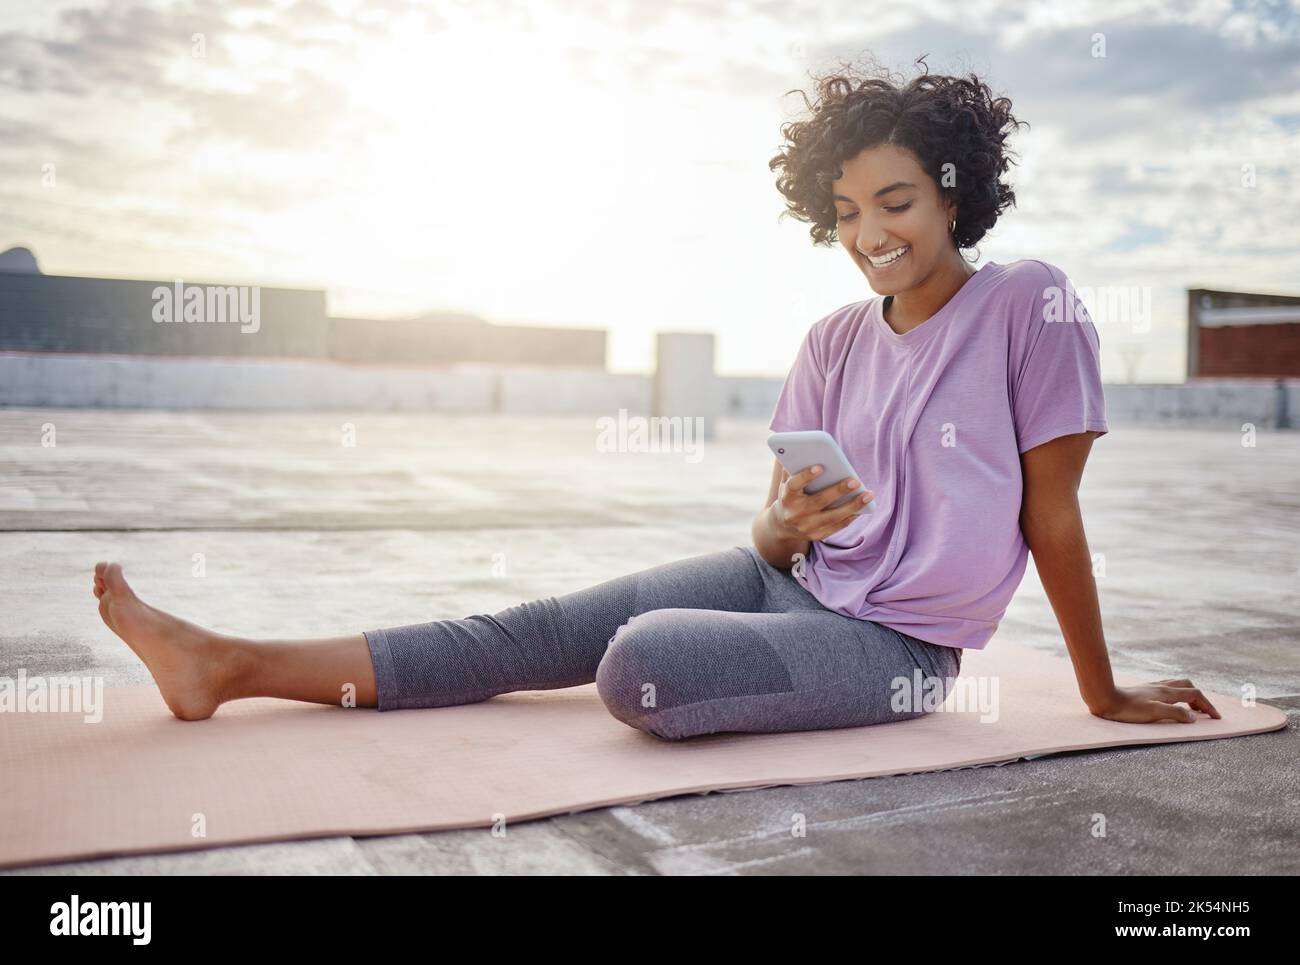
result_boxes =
[0,249,605,368]
[0,246,41,274]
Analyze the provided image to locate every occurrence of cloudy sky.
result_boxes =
[1,0,1297,378]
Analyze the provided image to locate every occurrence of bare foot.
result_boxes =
[94,561,246,721]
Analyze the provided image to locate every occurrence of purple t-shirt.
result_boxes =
[768,258,1108,650]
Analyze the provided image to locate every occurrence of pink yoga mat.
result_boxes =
[0,639,1285,869]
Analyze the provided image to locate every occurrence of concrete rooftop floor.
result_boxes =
[1,408,1296,875]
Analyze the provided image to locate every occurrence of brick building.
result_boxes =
[1187,287,1300,378]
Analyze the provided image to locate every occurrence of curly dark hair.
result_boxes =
[769,54,1027,255]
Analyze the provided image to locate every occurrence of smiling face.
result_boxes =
[830,143,959,293]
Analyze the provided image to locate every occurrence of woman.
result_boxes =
[92,58,1219,739]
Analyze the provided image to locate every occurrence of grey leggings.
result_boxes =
[363,545,962,741]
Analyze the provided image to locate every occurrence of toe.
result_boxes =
[104,562,134,598]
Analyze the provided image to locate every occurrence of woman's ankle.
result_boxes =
[213,636,262,703]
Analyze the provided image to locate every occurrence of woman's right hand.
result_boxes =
[770,465,874,542]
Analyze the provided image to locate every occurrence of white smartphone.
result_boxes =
[767,430,877,513]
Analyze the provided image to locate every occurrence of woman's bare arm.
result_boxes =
[1020,430,1219,723]
[1019,432,1117,711]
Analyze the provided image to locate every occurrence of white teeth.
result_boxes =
[868,245,909,267]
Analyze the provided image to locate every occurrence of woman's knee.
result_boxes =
[595,612,690,740]
[594,608,796,741]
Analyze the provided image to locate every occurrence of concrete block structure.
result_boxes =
[653,332,721,440]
